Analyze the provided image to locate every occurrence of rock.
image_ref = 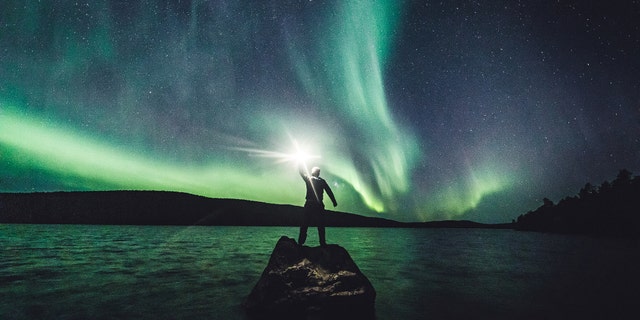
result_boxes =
[244,236,376,318]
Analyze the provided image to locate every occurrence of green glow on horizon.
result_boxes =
[0,105,303,205]
[422,163,512,220]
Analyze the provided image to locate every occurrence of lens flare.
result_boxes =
[231,133,320,164]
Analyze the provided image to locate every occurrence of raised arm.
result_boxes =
[298,165,307,179]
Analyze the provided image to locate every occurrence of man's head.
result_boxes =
[311,167,321,177]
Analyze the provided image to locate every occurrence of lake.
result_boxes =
[1,224,638,319]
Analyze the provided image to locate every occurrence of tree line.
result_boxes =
[514,169,640,237]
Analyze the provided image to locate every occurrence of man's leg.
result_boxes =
[318,226,326,246]
[317,208,326,246]
[298,226,308,245]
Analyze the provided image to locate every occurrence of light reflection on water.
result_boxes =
[1,225,638,319]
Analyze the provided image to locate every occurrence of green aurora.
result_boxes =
[3,0,635,223]
[0,1,509,221]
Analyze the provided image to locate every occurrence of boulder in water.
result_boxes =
[244,236,376,318]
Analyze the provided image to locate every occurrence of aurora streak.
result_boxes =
[2,0,639,223]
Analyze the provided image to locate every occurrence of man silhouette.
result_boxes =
[298,166,337,246]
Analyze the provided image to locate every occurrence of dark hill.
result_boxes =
[405,220,513,229]
[0,191,508,229]
[0,191,403,227]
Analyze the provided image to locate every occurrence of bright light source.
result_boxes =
[289,139,319,164]
[231,138,320,167]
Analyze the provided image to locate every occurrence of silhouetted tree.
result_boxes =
[614,169,633,187]
[599,180,612,194]
[579,182,596,199]
[514,169,639,237]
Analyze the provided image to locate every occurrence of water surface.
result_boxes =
[1,225,637,319]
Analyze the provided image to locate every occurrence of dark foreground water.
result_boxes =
[1,224,638,319]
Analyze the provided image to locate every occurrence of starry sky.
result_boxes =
[1,0,639,223]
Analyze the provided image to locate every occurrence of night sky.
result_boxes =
[1,1,639,223]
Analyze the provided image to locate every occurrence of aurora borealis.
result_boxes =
[1,1,639,223]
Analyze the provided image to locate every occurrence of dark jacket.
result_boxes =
[300,170,337,207]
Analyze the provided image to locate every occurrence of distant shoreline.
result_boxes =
[0,191,511,229]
